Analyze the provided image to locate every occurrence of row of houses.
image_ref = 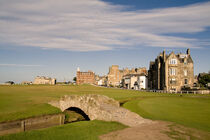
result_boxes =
[76,49,195,92]
[3,49,197,90]
[26,48,195,91]
[76,65,148,90]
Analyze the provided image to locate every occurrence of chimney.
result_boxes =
[163,49,166,60]
[187,48,190,55]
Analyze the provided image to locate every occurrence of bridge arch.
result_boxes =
[65,107,90,121]
[49,94,151,127]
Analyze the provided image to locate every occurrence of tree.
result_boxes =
[198,74,210,88]
[5,81,14,85]
[73,77,77,82]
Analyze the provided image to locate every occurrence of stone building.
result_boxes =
[107,65,122,86]
[76,68,95,85]
[148,49,194,92]
[33,76,56,85]
[107,65,147,87]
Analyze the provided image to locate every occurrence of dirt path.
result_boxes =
[100,121,171,140]
[100,121,210,140]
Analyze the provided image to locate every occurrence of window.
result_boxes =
[170,87,176,91]
[170,78,176,84]
[184,79,188,85]
[169,59,177,64]
[170,68,176,75]
[184,70,187,76]
[184,59,187,65]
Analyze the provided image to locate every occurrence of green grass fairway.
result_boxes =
[123,96,210,132]
[0,84,179,122]
[0,120,127,140]
[0,84,210,133]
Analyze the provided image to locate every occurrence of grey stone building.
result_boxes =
[148,49,194,92]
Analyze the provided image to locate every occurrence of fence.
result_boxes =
[146,89,210,94]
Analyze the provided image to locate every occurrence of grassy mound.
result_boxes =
[0,120,127,140]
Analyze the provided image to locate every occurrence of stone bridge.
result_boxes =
[49,94,151,127]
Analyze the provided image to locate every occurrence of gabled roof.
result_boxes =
[166,51,179,61]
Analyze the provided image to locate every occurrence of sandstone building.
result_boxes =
[107,65,147,87]
[148,49,194,91]
[76,68,95,85]
[33,76,56,85]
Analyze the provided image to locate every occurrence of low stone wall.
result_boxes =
[0,113,64,136]
[192,90,210,94]
[0,121,23,136]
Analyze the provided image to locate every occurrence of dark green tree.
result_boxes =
[73,77,77,82]
[198,74,210,88]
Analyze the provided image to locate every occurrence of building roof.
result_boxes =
[124,73,146,77]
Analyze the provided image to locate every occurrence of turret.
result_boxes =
[77,67,80,72]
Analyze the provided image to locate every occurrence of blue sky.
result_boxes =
[0,0,210,83]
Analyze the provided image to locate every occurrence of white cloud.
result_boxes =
[0,0,210,51]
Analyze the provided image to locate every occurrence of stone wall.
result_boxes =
[0,114,64,136]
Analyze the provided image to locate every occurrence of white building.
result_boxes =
[97,79,103,86]
[122,74,147,90]
[137,75,148,90]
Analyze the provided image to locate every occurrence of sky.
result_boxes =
[0,0,210,83]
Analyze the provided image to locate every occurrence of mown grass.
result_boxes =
[0,84,183,122]
[1,84,210,134]
[0,120,127,140]
[123,96,210,132]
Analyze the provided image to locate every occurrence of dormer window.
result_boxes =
[169,59,177,64]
